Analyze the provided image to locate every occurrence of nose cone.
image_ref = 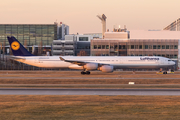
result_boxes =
[172,61,175,65]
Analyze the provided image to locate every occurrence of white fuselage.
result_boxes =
[13,56,175,70]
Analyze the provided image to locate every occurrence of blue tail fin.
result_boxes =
[7,36,34,56]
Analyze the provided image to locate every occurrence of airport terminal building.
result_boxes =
[91,30,180,59]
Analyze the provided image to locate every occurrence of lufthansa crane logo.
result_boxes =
[11,41,20,50]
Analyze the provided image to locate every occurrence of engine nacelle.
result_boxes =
[98,65,114,73]
[84,63,98,70]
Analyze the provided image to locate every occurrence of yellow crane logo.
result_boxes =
[11,41,20,50]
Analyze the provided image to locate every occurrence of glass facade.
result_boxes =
[0,24,57,46]
[79,37,88,41]
[75,42,90,56]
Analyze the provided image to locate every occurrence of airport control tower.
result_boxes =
[97,14,107,39]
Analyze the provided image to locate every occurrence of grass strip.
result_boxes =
[0,95,180,120]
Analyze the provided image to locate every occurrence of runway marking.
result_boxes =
[0,88,180,95]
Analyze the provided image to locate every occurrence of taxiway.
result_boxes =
[0,88,180,95]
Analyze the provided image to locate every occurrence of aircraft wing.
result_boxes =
[59,57,110,66]
[59,57,87,66]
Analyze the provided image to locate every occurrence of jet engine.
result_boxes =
[84,63,98,70]
[98,65,114,73]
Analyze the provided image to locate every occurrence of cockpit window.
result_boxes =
[168,60,171,61]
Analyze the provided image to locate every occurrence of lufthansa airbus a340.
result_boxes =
[8,36,175,74]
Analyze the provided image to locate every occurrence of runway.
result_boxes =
[1,88,180,95]
[0,77,180,79]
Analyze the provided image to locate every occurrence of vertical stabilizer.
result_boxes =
[7,36,34,56]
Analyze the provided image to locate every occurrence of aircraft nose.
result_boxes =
[172,61,175,65]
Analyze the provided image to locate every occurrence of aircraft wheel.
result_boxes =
[81,71,86,75]
[86,71,90,75]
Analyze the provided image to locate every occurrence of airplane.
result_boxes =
[7,36,175,74]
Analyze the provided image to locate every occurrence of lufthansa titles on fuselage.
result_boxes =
[140,57,159,61]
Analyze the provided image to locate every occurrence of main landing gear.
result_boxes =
[81,71,90,75]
